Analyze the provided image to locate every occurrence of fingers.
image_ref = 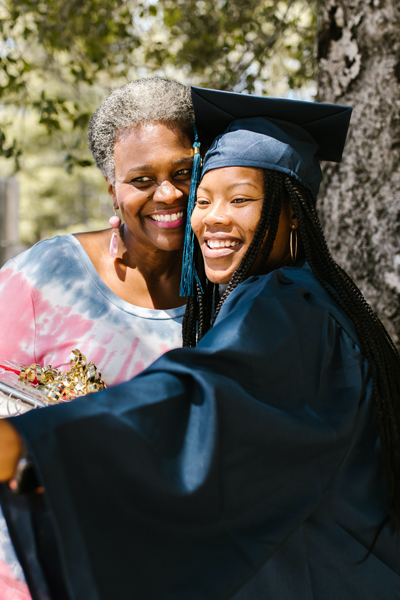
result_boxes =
[0,420,23,481]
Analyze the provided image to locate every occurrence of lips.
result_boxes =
[202,237,243,258]
[206,239,240,249]
[146,209,186,229]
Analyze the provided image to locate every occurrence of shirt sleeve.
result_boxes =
[5,268,369,600]
[0,261,36,366]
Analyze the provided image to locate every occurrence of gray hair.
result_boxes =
[88,78,195,183]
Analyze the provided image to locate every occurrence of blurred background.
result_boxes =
[2,0,400,344]
[0,0,316,259]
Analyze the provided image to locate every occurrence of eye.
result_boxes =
[232,196,261,204]
[174,168,192,178]
[195,198,210,206]
[130,176,153,184]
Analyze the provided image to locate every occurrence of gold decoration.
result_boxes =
[17,349,105,404]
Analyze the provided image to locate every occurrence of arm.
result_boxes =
[0,269,368,599]
[0,263,35,477]
[0,421,22,480]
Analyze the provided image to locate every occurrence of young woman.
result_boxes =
[0,87,398,600]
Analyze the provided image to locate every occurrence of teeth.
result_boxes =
[206,240,240,249]
[150,211,184,222]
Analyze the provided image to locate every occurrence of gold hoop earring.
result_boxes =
[290,225,298,264]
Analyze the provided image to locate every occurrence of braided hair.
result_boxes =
[182,168,400,533]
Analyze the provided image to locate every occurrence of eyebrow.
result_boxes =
[198,181,261,193]
[125,156,194,175]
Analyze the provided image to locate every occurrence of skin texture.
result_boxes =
[0,420,22,482]
[192,166,298,284]
[76,122,194,309]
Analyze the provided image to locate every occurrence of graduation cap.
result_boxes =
[192,86,352,199]
[192,86,352,162]
[180,87,352,297]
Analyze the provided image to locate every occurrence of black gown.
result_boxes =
[1,262,398,600]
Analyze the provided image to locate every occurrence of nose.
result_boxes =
[202,200,230,227]
[153,180,183,203]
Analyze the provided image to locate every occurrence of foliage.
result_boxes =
[0,0,317,246]
[145,0,317,95]
[0,0,143,169]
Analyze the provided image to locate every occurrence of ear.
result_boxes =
[106,178,117,206]
[284,193,298,229]
[282,190,298,229]
[290,212,299,229]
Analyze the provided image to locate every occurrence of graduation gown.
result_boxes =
[1,262,398,600]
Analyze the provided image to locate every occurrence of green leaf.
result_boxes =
[73,113,91,129]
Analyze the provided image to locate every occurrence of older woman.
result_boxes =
[0,77,193,386]
[0,87,399,599]
[0,77,193,598]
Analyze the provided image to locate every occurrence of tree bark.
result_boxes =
[316,0,400,344]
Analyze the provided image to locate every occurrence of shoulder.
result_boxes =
[218,262,323,318]
[217,262,360,347]
[74,229,110,268]
[7,235,76,269]
[195,262,367,414]
[223,262,326,306]
[1,235,87,289]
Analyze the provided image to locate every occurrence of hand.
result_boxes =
[0,420,23,481]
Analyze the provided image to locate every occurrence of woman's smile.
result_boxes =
[146,208,186,228]
[203,235,243,257]
[108,122,193,253]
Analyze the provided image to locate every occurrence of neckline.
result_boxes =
[65,234,186,320]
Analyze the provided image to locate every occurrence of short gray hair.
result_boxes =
[88,78,195,183]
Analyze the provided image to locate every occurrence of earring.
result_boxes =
[109,207,121,260]
[290,225,298,264]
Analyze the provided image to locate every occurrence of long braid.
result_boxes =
[182,295,198,347]
[182,280,221,347]
[182,241,222,347]
[284,175,400,531]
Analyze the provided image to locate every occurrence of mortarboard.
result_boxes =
[180,87,352,297]
[192,86,352,199]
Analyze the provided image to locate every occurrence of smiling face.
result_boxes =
[191,166,295,284]
[108,122,193,254]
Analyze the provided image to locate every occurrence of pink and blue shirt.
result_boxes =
[0,233,185,598]
[0,234,185,384]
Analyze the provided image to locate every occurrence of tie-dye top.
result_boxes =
[0,234,185,598]
[0,234,185,385]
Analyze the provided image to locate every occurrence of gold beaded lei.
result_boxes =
[18,349,105,403]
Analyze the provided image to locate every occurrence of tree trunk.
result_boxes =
[316,0,400,345]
